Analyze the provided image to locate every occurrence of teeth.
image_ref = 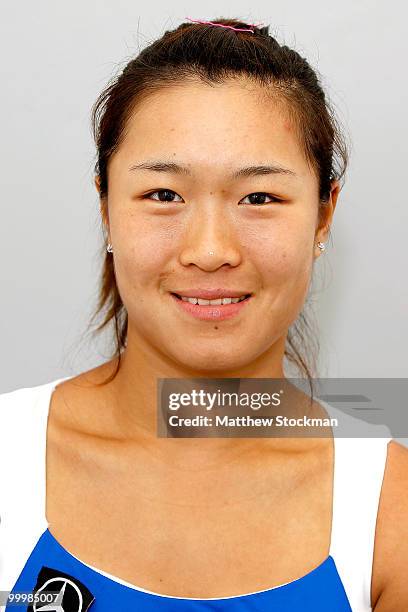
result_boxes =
[180,295,247,305]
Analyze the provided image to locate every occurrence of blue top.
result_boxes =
[1,377,393,611]
[7,527,352,611]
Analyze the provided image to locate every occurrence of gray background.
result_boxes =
[1,2,407,446]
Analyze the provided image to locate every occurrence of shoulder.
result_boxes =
[372,439,408,610]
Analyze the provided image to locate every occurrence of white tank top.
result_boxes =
[0,375,393,611]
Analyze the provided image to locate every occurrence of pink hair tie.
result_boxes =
[185,17,263,34]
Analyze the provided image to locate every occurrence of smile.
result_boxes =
[169,292,252,321]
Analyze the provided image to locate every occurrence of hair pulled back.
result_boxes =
[87,17,349,397]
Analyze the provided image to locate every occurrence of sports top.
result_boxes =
[0,375,393,611]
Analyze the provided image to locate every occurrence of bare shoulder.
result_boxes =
[372,439,408,610]
[49,359,119,433]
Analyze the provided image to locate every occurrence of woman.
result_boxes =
[1,16,407,612]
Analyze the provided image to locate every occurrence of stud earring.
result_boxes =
[107,243,113,253]
[317,242,326,252]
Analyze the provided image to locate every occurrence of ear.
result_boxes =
[100,201,109,235]
[95,175,110,236]
[316,179,340,244]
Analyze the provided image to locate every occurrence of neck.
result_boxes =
[99,331,319,467]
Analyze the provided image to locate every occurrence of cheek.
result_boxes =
[241,223,314,331]
[241,224,313,284]
[114,218,176,290]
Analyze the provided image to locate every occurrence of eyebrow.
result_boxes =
[128,159,298,179]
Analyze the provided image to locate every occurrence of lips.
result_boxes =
[170,289,253,300]
[169,292,252,321]
[171,293,250,304]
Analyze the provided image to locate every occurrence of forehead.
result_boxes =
[113,79,312,181]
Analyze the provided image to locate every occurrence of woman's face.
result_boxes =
[99,79,338,374]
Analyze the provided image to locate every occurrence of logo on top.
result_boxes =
[27,566,95,612]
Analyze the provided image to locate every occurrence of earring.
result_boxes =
[317,242,326,252]
[107,243,113,253]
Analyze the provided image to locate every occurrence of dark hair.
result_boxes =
[86,17,349,399]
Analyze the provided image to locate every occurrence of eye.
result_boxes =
[239,192,283,205]
[144,189,183,203]
[142,189,283,205]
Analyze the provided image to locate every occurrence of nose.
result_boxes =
[178,206,242,271]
